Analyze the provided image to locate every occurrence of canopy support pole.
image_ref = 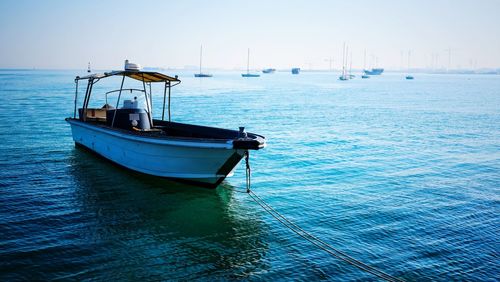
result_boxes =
[148,82,153,117]
[142,73,153,127]
[83,79,95,122]
[111,74,126,128]
[81,79,91,121]
[73,79,79,118]
[162,82,167,121]
[168,81,171,122]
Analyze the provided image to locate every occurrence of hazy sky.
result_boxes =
[1,0,499,70]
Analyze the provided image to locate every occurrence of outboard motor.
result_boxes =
[106,97,150,130]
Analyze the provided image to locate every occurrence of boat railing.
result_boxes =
[105,88,145,105]
[73,70,181,126]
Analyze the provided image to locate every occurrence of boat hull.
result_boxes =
[67,119,245,188]
[262,68,276,74]
[194,73,213,77]
[363,68,384,75]
[241,73,260,77]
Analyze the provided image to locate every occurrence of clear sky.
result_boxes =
[1,0,499,70]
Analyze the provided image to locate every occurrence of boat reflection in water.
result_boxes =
[67,147,269,280]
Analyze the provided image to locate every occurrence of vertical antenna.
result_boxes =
[324,57,334,71]
[349,50,352,77]
[445,48,452,72]
[400,50,404,71]
[408,50,411,71]
[435,53,439,71]
[364,49,367,70]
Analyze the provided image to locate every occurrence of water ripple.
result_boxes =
[0,71,499,280]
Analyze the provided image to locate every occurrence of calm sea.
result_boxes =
[0,69,498,281]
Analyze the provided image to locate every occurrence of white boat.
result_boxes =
[241,49,260,77]
[194,45,213,77]
[67,60,266,188]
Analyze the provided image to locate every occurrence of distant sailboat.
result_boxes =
[406,50,414,80]
[339,43,349,81]
[87,62,91,73]
[361,50,369,79]
[194,45,213,77]
[242,48,260,77]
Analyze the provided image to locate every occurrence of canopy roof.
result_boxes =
[76,70,180,83]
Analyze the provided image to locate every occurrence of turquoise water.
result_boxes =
[0,70,499,280]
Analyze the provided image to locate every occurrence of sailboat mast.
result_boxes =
[247,48,250,74]
[345,44,349,78]
[349,51,352,76]
[408,50,411,71]
[199,45,203,74]
[342,42,346,77]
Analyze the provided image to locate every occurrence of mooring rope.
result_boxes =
[239,151,404,282]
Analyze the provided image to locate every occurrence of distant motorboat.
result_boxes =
[262,68,276,74]
[194,73,213,78]
[242,73,260,77]
[194,45,213,78]
[363,68,384,75]
[361,74,369,79]
[406,75,414,80]
[291,68,300,74]
[242,48,260,77]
